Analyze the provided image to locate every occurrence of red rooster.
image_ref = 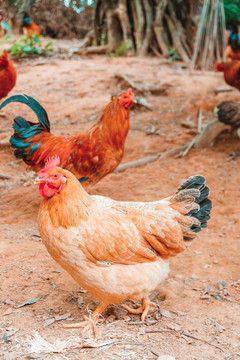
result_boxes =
[0,89,135,189]
[0,50,17,100]
[22,12,41,39]
[215,61,240,91]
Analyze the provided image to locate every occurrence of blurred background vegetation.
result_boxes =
[0,0,239,63]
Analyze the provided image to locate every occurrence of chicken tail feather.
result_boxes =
[0,94,50,131]
[216,101,240,128]
[171,175,212,240]
[1,95,50,164]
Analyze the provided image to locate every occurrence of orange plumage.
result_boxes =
[225,45,240,62]
[0,89,135,189]
[22,13,41,39]
[0,50,17,100]
[35,158,212,328]
[215,61,240,91]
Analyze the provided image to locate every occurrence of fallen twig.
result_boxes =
[198,108,202,133]
[145,329,175,333]
[214,86,234,93]
[72,45,108,55]
[149,348,161,357]
[115,73,170,95]
[115,143,189,173]
[0,173,12,180]
[181,135,200,157]
[145,328,223,352]
[182,331,223,352]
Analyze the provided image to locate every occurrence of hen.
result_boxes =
[22,12,41,39]
[35,157,212,329]
[215,60,240,91]
[0,88,135,189]
[215,101,240,128]
[0,50,17,100]
[225,25,240,62]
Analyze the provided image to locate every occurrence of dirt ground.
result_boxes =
[0,40,240,360]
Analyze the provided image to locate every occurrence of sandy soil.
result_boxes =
[0,42,240,360]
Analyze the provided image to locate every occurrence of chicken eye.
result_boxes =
[53,174,58,178]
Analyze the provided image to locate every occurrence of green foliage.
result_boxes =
[224,0,240,25]
[116,42,128,56]
[7,35,53,58]
[108,42,128,58]
[168,49,181,62]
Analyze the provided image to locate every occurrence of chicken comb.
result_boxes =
[44,155,60,171]
[127,88,134,99]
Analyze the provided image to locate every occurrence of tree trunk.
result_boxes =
[93,0,197,59]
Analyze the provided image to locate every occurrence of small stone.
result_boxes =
[89,115,97,122]
[3,308,14,316]
[201,294,211,300]
[202,264,212,269]
[43,318,55,328]
[161,310,172,318]
[77,295,84,309]
[55,312,71,321]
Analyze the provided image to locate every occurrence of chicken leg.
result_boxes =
[64,302,108,334]
[122,297,157,321]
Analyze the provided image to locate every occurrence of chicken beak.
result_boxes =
[132,99,137,104]
[34,177,45,185]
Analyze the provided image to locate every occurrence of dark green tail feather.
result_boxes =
[0,95,50,132]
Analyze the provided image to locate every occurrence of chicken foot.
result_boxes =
[64,302,108,335]
[122,297,157,321]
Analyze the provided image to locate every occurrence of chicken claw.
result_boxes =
[63,302,108,336]
[64,315,102,337]
[122,297,157,321]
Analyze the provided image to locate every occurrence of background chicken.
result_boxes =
[0,89,135,189]
[215,101,240,128]
[35,157,212,329]
[0,50,17,100]
[215,60,240,91]
[0,18,4,37]
[22,12,41,39]
[225,24,240,61]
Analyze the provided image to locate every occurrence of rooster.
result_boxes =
[22,12,41,39]
[0,50,17,100]
[215,101,240,128]
[0,89,135,189]
[35,156,212,330]
[215,60,240,91]
[225,25,240,62]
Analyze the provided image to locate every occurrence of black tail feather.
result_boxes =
[175,175,212,236]
[216,101,240,128]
